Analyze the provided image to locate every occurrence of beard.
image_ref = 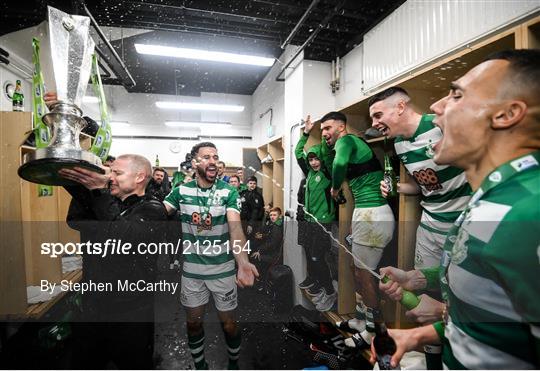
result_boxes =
[197,166,216,183]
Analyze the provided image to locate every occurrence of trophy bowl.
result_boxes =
[18,103,104,186]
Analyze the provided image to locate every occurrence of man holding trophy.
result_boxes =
[18,6,168,368]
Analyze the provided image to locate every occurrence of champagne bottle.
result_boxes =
[374,320,400,370]
[12,80,24,112]
[384,153,397,198]
[424,344,443,370]
[381,276,420,310]
[155,154,160,167]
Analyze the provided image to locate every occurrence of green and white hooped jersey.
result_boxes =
[439,151,540,369]
[394,114,471,233]
[164,179,241,280]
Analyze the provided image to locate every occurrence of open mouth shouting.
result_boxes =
[432,119,443,154]
[206,166,217,178]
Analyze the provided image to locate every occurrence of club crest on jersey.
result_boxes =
[488,171,502,183]
[425,144,435,159]
[451,228,469,265]
[315,175,321,182]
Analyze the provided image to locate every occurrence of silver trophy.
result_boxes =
[18,6,104,186]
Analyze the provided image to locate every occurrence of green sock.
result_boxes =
[224,330,241,369]
[188,331,207,370]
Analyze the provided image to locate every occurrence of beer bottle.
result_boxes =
[381,276,420,310]
[373,320,400,370]
[155,154,160,167]
[12,80,24,112]
[384,153,397,198]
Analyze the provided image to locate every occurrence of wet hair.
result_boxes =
[367,86,410,108]
[484,49,540,101]
[190,142,216,157]
[228,175,240,183]
[116,154,152,186]
[320,111,347,124]
[247,176,257,183]
[269,207,282,215]
[153,167,165,174]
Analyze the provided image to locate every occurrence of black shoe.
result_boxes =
[306,283,323,296]
[322,285,336,296]
[344,331,372,349]
[336,318,365,334]
[299,277,317,289]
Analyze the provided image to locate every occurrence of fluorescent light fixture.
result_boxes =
[135,43,275,67]
[165,121,232,130]
[156,101,244,112]
[83,96,99,104]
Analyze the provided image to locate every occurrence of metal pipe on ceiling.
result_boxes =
[276,0,347,82]
[82,3,136,88]
[123,0,293,26]
[280,0,320,49]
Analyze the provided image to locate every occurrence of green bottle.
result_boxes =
[381,275,420,310]
[155,154,160,167]
[12,80,24,112]
[383,153,397,198]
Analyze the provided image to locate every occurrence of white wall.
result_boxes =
[302,60,336,119]
[251,45,298,148]
[83,87,253,167]
[0,66,32,112]
[335,44,364,111]
[0,26,35,112]
[111,137,247,168]
[282,56,308,306]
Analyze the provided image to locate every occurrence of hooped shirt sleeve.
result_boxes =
[227,186,241,214]
[163,186,181,210]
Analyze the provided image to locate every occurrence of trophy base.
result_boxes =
[18,147,104,186]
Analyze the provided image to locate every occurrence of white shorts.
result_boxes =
[414,225,447,269]
[351,205,395,248]
[352,242,384,270]
[180,274,238,312]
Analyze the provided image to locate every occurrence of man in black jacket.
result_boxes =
[239,176,265,237]
[250,207,284,278]
[59,154,168,369]
[146,167,171,201]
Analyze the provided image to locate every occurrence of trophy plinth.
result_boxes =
[17,6,104,186]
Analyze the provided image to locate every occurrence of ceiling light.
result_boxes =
[165,121,232,130]
[134,43,275,67]
[156,101,244,112]
[83,96,99,103]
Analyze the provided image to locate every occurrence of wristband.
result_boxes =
[432,321,445,342]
